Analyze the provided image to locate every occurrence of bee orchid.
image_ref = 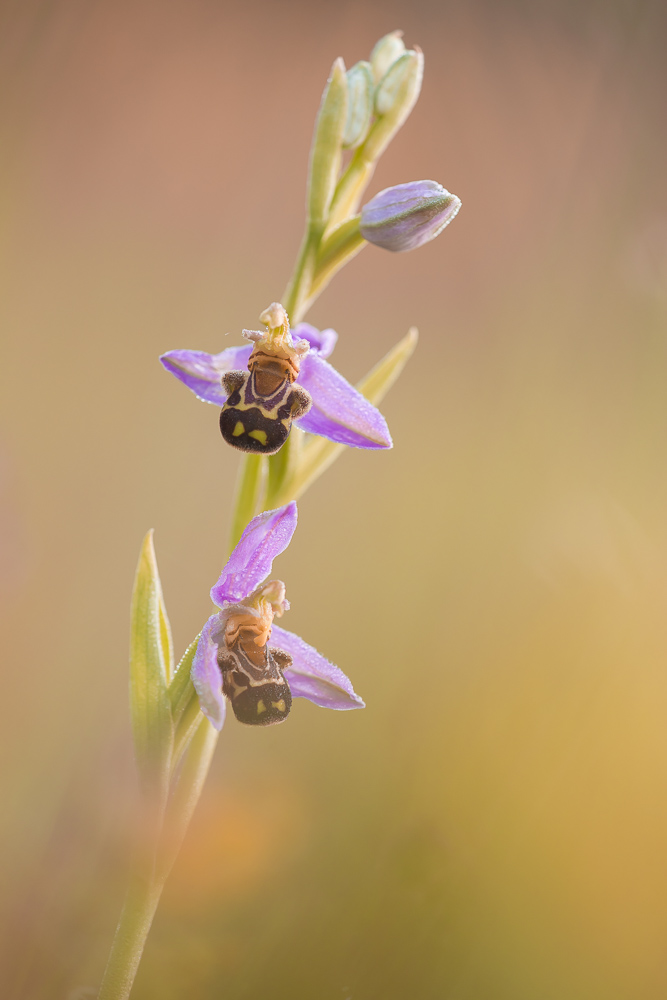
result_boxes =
[192,501,364,730]
[160,305,392,453]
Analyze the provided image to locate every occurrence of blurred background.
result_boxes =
[1,0,667,996]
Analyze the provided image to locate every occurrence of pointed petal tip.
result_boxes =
[345,685,366,709]
[296,354,393,449]
[206,707,226,731]
[137,528,158,570]
[160,345,252,406]
[272,625,365,711]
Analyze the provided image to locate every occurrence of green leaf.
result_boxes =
[168,638,204,770]
[158,585,173,685]
[129,531,174,807]
[168,638,198,726]
[264,423,304,510]
[355,325,419,402]
[271,327,419,505]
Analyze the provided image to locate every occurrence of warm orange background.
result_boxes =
[1,0,667,997]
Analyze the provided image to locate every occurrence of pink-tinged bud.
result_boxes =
[359,180,461,252]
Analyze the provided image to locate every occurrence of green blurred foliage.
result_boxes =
[1,0,667,997]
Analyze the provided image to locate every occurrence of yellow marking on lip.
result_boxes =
[249,429,268,445]
[271,699,286,713]
[228,399,284,418]
[232,421,245,437]
[256,700,267,714]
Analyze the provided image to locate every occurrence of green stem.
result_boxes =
[98,865,164,1000]
[284,155,372,323]
[304,216,366,312]
[326,150,375,233]
[98,716,218,1000]
[282,223,323,324]
[229,453,266,549]
[264,427,303,509]
[157,716,218,880]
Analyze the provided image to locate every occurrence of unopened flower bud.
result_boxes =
[375,49,422,116]
[370,30,406,84]
[363,48,423,162]
[359,180,461,252]
[343,61,374,149]
[308,58,348,225]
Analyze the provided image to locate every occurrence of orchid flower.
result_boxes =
[160,303,392,452]
[192,501,364,730]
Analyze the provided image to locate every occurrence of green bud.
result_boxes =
[364,48,423,162]
[370,30,406,84]
[343,61,374,149]
[375,47,423,116]
[307,57,348,226]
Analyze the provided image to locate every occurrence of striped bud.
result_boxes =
[360,180,461,252]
